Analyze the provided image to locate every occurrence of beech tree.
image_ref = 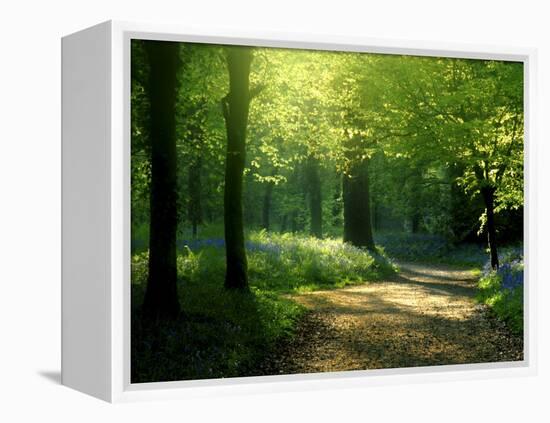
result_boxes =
[221,46,260,289]
[142,41,181,318]
[370,56,524,268]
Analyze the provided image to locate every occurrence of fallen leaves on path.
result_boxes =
[257,263,523,375]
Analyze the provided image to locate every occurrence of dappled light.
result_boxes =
[130,39,524,383]
[263,263,521,373]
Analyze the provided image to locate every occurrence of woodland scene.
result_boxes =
[131,40,524,383]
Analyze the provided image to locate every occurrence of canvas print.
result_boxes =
[130,39,524,383]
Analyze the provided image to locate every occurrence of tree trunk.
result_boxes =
[143,41,181,319]
[343,159,376,251]
[305,155,322,238]
[188,155,202,239]
[262,180,275,231]
[481,186,499,269]
[411,212,421,234]
[221,47,253,289]
[290,210,299,233]
[331,180,342,226]
[280,214,288,232]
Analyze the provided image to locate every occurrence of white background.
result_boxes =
[0,0,548,421]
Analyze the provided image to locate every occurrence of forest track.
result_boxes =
[259,262,523,375]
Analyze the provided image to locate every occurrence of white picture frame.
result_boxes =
[61,20,538,403]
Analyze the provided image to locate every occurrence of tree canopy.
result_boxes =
[131,40,523,302]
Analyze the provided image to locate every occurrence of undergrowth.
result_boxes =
[375,232,487,268]
[476,247,524,334]
[131,230,395,382]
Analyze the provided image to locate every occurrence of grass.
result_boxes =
[476,247,524,334]
[131,230,395,383]
[131,283,302,382]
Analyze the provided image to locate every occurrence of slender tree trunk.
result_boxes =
[481,186,499,269]
[280,214,288,232]
[143,41,181,319]
[411,212,421,234]
[343,159,375,251]
[290,211,298,233]
[221,47,253,289]
[408,168,423,234]
[262,180,275,231]
[331,180,342,226]
[305,155,322,238]
[188,155,202,239]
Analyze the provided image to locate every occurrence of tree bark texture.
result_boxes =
[343,158,376,251]
[481,186,499,269]
[143,41,181,319]
[222,47,253,289]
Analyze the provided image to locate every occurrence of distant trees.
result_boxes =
[187,153,203,238]
[131,40,524,310]
[261,168,276,230]
[185,99,208,238]
[305,154,323,238]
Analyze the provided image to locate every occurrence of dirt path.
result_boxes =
[260,262,523,375]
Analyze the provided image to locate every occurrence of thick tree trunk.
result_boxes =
[481,186,499,269]
[305,155,322,238]
[262,180,274,231]
[343,159,376,251]
[143,41,181,319]
[188,156,202,239]
[222,47,253,289]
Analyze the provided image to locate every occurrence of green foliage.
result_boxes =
[131,39,524,380]
[477,272,523,335]
[476,249,523,334]
[132,271,303,382]
[246,231,396,292]
[131,231,394,382]
[363,57,523,243]
[132,40,524,249]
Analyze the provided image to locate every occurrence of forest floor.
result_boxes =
[258,262,523,374]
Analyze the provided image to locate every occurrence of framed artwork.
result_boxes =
[61,21,537,402]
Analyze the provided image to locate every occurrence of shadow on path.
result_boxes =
[257,262,523,375]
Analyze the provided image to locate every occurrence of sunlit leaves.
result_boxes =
[132,38,523,243]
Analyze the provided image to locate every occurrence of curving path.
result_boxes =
[261,262,523,375]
